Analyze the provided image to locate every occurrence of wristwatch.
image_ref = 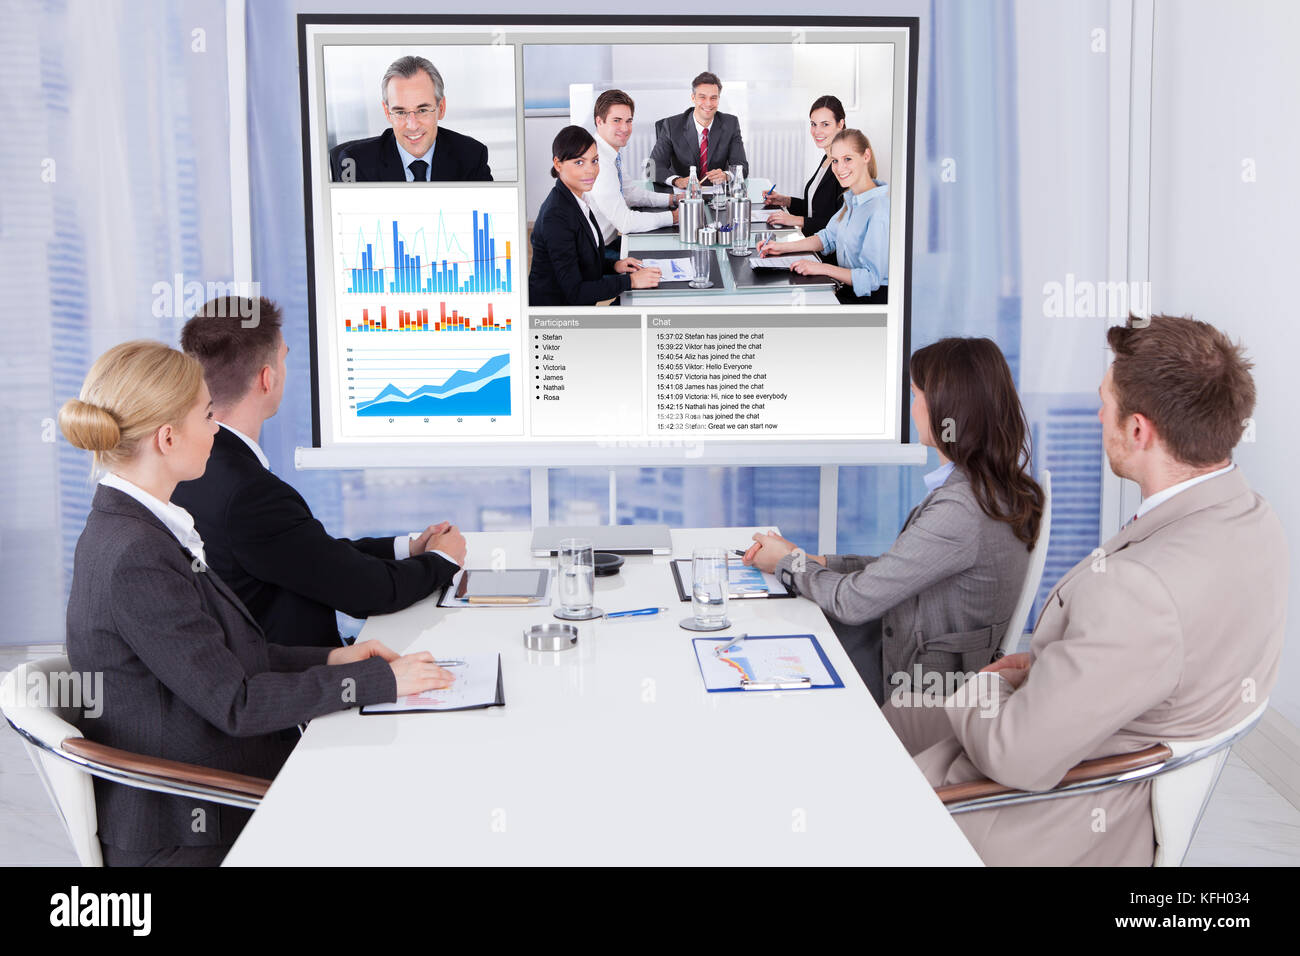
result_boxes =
[778,549,806,591]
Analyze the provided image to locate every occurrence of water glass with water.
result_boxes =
[558,538,595,615]
[691,548,729,627]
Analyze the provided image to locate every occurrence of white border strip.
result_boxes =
[225,0,253,284]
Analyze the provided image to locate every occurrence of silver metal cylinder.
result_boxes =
[678,198,705,243]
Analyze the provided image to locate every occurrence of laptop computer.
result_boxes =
[530,524,673,556]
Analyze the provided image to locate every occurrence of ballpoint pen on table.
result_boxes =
[713,633,748,657]
[603,606,669,619]
[435,659,465,667]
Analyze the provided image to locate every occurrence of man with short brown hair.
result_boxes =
[173,296,465,648]
[588,88,677,251]
[885,314,1286,866]
[651,71,748,187]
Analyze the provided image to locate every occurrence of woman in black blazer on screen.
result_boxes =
[60,341,454,866]
[763,95,848,237]
[528,125,661,306]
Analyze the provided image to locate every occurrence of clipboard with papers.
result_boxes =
[669,557,794,601]
[361,653,505,714]
[692,635,843,692]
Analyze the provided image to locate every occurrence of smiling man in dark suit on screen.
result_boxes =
[329,55,492,183]
[651,71,749,189]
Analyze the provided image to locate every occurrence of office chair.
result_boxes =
[997,469,1052,657]
[937,697,1268,866]
[1,656,270,867]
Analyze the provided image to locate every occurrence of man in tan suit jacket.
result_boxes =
[885,315,1287,865]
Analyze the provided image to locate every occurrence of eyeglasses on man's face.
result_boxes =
[388,107,438,120]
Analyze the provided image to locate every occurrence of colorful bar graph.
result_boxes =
[344,303,511,333]
[345,212,513,295]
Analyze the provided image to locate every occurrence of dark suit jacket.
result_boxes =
[171,427,457,648]
[651,108,749,183]
[528,180,632,306]
[65,485,397,854]
[329,126,492,182]
[787,159,845,238]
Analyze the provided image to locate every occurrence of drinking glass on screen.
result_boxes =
[557,538,595,616]
[691,548,729,628]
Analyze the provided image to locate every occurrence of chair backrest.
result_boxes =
[999,469,1053,655]
[1152,698,1269,866]
[0,657,102,866]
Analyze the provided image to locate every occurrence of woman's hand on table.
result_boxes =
[391,651,457,697]
[328,639,398,666]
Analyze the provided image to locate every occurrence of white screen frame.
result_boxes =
[296,15,922,468]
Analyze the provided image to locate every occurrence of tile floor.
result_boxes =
[2,645,1298,866]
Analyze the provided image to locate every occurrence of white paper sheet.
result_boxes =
[747,254,819,269]
[362,654,502,712]
[639,257,697,281]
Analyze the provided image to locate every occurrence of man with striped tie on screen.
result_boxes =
[651,71,749,189]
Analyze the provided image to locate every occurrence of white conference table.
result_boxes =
[224,529,980,866]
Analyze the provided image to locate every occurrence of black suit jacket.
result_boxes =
[65,486,397,854]
[172,427,458,647]
[528,180,632,306]
[787,159,845,238]
[329,126,492,182]
[651,108,749,183]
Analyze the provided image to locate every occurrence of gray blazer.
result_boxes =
[779,467,1031,686]
[65,486,397,854]
[651,108,749,184]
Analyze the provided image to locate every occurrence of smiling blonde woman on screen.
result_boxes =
[61,340,452,866]
[756,127,890,304]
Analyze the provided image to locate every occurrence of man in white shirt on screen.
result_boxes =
[588,89,678,254]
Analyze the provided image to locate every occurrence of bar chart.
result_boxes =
[344,303,513,333]
[336,191,518,296]
[327,187,525,440]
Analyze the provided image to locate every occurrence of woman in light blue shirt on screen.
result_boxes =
[757,128,889,305]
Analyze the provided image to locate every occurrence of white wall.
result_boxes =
[1147,0,1300,725]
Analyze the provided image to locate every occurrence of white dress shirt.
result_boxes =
[568,187,605,251]
[394,136,436,181]
[1135,462,1236,521]
[100,471,207,567]
[589,134,673,244]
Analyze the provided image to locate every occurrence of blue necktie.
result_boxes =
[615,151,623,189]
[408,159,428,182]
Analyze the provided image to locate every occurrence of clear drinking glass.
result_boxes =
[557,538,595,615]
[690,247,713,288]
[691,548,729,627]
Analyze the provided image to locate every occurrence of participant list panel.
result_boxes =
[530,315,643,437]
[647,314,889,439]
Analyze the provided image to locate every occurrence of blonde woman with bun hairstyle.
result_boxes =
[62,341,452,866]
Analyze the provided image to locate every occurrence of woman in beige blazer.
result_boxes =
[745,338,1044,703]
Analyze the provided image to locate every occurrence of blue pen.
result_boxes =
[603,607,669,619]
[763,184,776,203]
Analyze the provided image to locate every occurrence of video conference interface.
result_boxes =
[301,19,915,456]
